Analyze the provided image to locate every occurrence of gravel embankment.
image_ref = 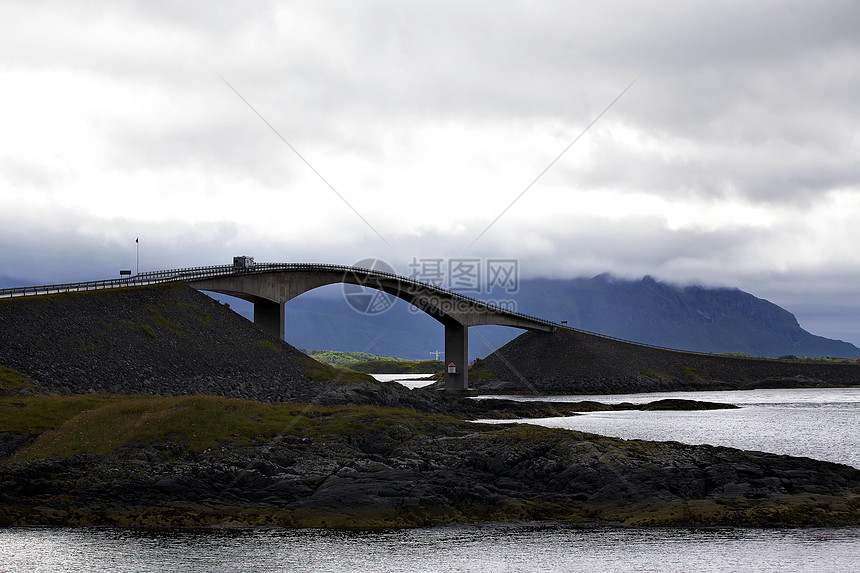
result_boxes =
[477,329,860,394]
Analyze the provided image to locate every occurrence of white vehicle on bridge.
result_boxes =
[233,256,255,272]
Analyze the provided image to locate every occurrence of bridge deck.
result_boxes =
[0,262,559,332]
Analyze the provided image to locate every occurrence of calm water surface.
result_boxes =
[2,524,859,573]
[477,387,860,468]
[371,373,436,389]
[3,387,858,571]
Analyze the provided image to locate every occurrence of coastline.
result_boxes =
[1,394,858,530]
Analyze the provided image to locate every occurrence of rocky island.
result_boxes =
[1,284,858,528]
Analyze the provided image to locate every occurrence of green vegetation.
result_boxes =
[0,365,47,396]
[682,365,703,380]
[467,368,498,382]
[306,350,409,367]
[139,324,158,339]
[301,356,375,383]
[144,305,182,335]
[304,353,493,379]
[0,394,471,460]
[347,360,443,374]
[258,340,281,353]
[777,355,860,364]
[0,394,117,437]
[641,369,670,379]
[174,300,211,324]
[302,350,445,375]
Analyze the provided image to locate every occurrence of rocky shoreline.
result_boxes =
[2,398,858,529]
[2,284,859,529]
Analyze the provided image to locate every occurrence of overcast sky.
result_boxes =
[2,1,859,344]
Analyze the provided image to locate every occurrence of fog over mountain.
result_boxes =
[214,274,860,360]
[3,2,860,349]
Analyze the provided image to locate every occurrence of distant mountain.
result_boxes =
[512,274,860,359]
[215,275,860,360]
[213,287,513,360]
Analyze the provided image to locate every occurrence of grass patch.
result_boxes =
[258,340,281,353]
[347,360,443,374]
[13,395,290,458]
[682,365,701,379]
[173,300,212,324]
[0,365,49,396]
[2,395,471,460]
[0,394,118,435]
[144,305,182,335]
[642,369,671,379]
[307,351,408,367]
[140,324,158,339]
[467,368,498,382]
[302,356,375,383]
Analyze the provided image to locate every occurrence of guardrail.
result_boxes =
[0,261,559,328]
[2,262,832,363]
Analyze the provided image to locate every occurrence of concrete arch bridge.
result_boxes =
[0,261,560,392]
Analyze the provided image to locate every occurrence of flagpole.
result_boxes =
[136,238,139,275]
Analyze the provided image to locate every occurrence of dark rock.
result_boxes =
[2,283,859,529]
[6,422,857,528]
[478,330,860,394]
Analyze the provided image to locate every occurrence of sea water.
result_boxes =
[2,387,858,571]
[475,387,860,468]
[1,523,858,572]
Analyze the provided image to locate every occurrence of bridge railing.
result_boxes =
[0,274,183,298]
[0,265,224,298]
[226,264,829,362]
[1,261,827,363]
[0,260,691,343]
[0,260,557,325]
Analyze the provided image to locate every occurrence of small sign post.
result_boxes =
[447,362,456,374]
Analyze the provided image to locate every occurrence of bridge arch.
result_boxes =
[186,263,556,393]
[0,261,560,393]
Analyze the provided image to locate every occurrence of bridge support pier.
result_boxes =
[254,299,285,340]
[186,264,558,395]
[444,323,469,393]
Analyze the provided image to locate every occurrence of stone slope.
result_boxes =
[477,329,860,394]
[0,284,314,401]
[0,284,559,413]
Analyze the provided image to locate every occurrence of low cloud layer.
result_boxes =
[2,1,859,344]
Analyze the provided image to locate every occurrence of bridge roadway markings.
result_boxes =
[0,263,560,394]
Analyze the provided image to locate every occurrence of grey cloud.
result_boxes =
[560,123,858,206]
[3,1,860,347]
[0,209,242,286]
[9,1,857,203]
[102,113,307,188]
